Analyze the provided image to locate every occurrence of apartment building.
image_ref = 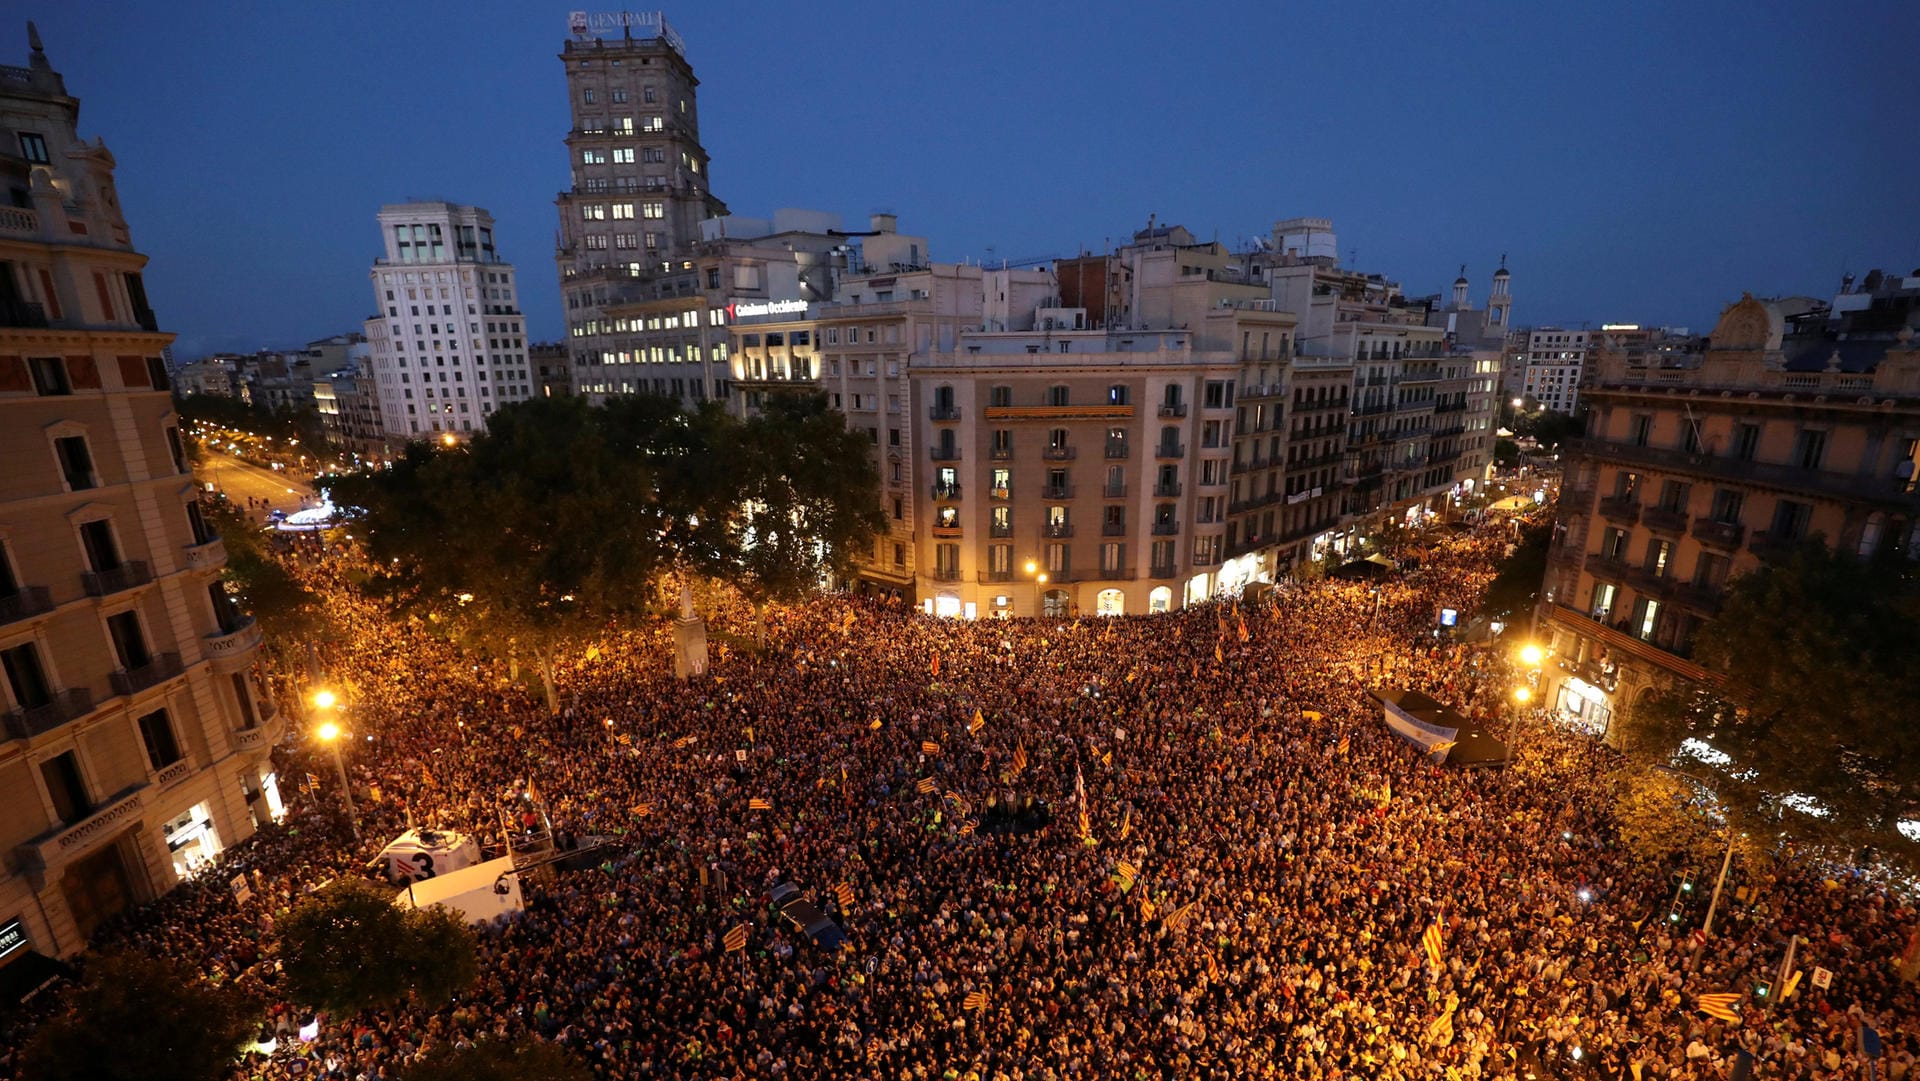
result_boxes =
[361,202,531,443]
[0,26,283,962]
[554,14,728,400]
[1522,326,1589,414]
[1539,284,1920,736]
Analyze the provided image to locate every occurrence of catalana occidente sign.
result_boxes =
[727,299,810,319]
[569,11,686,54]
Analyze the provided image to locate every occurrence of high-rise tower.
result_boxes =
[554,12,726,397]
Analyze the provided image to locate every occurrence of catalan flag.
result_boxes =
[959,820,975,835]
[1214,642,1225,664]
[1012,742,1027,774]
[1118,807,1131,841]
[1115,859,1139,892]
[1165,900,1197,932]
[749,797,772,811]
[1078,806,1092,840]
[1140,896,1156,921]
[835,882,855,910]
[1696,992,1742,1023]
[1336,734,1350,756]
[1100,750,1112,766]
[916,777,938,794]
[617,732,633,747]
[724,923,749,953]
[1422,916,1444,972]
[1236,612,1249,642]
[921,740,941,755]
[969,709,985,735]
[631,803,653,818]
[962,990,988,1011]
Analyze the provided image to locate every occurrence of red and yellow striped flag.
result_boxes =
[835,882,855,910]
[930,654,941,677]
[1422,916,1444,972]
[1336,734,1350,756]
[1078,806,1092,840]
[959,820,975,835]
[969,709,985,735]
[1165,900,1196,932]
[1118,807,1131,841]
[1214,642,1224,664]
[748,797,772,811]
[921,740,940,755]
[1012,742,1027,773]
[724,923,749,952]
[631,803,653,818]
[1115,859,1139,892]
[1696,992,1742,1023]
[916,777,937,794]
[963,990,988,1011]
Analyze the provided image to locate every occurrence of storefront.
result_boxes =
[163,802,222,881]
[1554,676,1614,738]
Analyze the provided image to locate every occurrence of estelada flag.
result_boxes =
[963,990,988,1011]
[921,740,940,755]
[835,882,855,910]
[1118,807,1132,841]
[1012,742,1028,773]
[1696,992,1742,1023]
[969,709,985,735]
[749,797,772,811]
[916,777,938,794]
[1422,916,1444,972]
[724,924,749,952]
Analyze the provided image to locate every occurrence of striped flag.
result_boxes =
[916,777,937,795]
[749,797,772,811]
[969,709,985,735]
[963,990,988,1011]
[1236,612,1249,642]
[930,654,940,677]
[631,803,653,818]
[1115,859,1139,892]
[1118,807,1131,841]
[1696,992,1742,1023]
[1012,742,1027,774]
[959,820,975,835]
[1336,734,1350,756]
[1214,641,1224,664]
[835,882,855,910]
[724,923,749,953]
[1100,750,1112,766]
[1422,916,1444,972]
[1165,900,1196,932]
[617,732,633,747]
[1140,896,1156,921]
[921,740,940,755]
[1078,806,1092,841]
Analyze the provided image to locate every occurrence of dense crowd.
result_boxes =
[5,519,1917,1081]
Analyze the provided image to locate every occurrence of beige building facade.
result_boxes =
[0,28,283,961]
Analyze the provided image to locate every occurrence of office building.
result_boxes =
[1538,279,1920,736]
[1521,326,1590,414]
[362,202,531,443]
[0,25,283,962]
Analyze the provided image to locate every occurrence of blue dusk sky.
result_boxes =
[12,1,1917,359]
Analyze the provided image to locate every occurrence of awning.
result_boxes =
[0,950,73,1004]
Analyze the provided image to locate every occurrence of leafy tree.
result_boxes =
[276,879,478,1017]
[719,391,886,611]
[1493,437,1520,467]
[18,950,261,1081]
[203,498,325,646]
[1478,518,1551,623]
[1621,539,1920,869]
[398,1037,592,1081]
[1610,765,1773,873]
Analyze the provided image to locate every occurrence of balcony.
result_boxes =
[931,568,964,582]
[989,447,1013,461]
[1747,530,1800,562]
[3,688,95,741]
[1670,580,1726,614]
[1642,506,1689,533]
[931,483,963,501]
[1691,519,1745,550]
[931,524,963,538]
[1042,446,1077,461]
[1155,443,1186,460]
[978,570,1014,583]
[1596,496,1641,526]
[929,405,962,422]
[1152,521,1180,536]
[109,652,185,698]
[81,561,153,598]
[1102,521,1127,537]
[0,586,54,627]
[0,298,49,329]
[1105,443,1130,459]
[205,617,263,669]
[1547,604,1711,683]
[1569,437,1920,511]
[1042,484,1075,500]
[0,205,38,235]
[1043,523,1075,539]
[182,534,227,570]
[1102,483,1127,499]
[1154,482,1183,497]
[1149,563,1177,579]
[1158,404,1188,418]
[153,758,194,789]
[988,523,1012,538]
[18,785,148,874]
[989,486,1010,500]
[930,446,962,462]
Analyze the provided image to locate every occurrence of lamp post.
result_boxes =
[312,692,361,843]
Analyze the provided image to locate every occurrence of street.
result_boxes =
[196,452,315,516]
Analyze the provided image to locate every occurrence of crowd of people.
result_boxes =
[5,518,1916,1081]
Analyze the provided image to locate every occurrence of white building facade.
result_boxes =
[362,203,531,443]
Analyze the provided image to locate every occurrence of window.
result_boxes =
[1203,380,1232,409]
[1590,582,1618,623]
[230,673,257,729]
[18,132,49,163]
[1657,479,1690,512]
[1048,428,1069,451]
[935,544,960,576]
[137,709,182,769]
[54,435,96,490]
[1770,499,1812,541]
[991,429,1012,456]
[1045,543,1069,574]
[106,610,151,671]
[1645,539,1673,578]
[28,356,70,396]
[1047,385,1069,407]
[989,544,1012,574]
[990,506,1011,534]
[1629,414,1653,447]
[78,519,120,573]
[164,425,187,473]
[893,543,905,567]
[1792,429,1827,471]
[1732,423,1760,461]
[1709,489,1744,524]
[2,641,53,711]
[990,385,1012,407]
[642,202,665,219]
[1693,553,1729,591]
[991,468,1011,498]
[41,751,91,824]
[1599,527,1628,560]
[1630,597,1660,641]
[611,87,628,103]
[1100,542,1125,574]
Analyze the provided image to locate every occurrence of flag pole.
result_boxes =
[1691,830,1737,971]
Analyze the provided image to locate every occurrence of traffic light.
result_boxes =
[1754,981,1771,999]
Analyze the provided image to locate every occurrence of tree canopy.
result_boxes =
[319,393,881,706]
[203,497,325,646]
[18,951,261,1081]
[397,1037,592,1081]
[276,879,478,1017]
[1621,539,1920,868]
[1478,517,1551,624]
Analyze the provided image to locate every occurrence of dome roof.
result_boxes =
[1493,266,1510,278]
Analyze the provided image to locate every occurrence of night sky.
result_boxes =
[16,1,1917,360]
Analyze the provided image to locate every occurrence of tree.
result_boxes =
[1621,539,1920,869]
[1610,765,1773,873]
[719,391,886,611]
[203,498,325,646]
[321,397,680,712]
[398,1037,592,1081]
[18,951,261,1081]
[276,879,478,1017]
[1477,518,1551,624]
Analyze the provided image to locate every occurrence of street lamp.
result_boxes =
[440,433,457,447]
[312,692,361,843]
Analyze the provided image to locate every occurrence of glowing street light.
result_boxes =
[441,433,457,447]
[1513,686,1532,703]
[310,690,359,842]
[1518,644,1544,667]
[312,689,337,710]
